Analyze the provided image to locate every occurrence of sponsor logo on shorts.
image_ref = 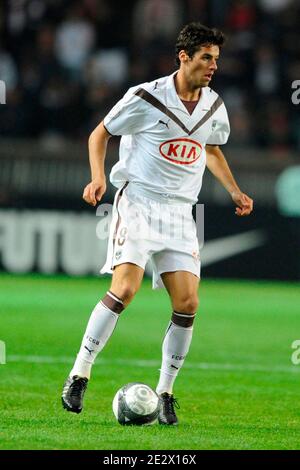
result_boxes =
[159,138,202,165]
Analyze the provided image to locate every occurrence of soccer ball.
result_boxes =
[112,382,159,425]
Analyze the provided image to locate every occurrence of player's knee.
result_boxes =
[112,283,138,305]
[175,295,199,314]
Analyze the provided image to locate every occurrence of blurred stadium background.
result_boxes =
[1,0,300,451]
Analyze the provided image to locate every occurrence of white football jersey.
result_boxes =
[103,71,230,204]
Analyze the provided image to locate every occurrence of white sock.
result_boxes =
[70,291,124,379]
[156,311,196,395]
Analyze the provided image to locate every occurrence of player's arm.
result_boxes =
[83,122,112,206]
[205,144,253,216]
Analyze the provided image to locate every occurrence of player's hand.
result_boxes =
[82,178,107,206]
[231,190,253,217]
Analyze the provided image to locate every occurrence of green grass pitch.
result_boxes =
[0,273,299,450]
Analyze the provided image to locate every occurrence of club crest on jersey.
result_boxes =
[159,138,202,165]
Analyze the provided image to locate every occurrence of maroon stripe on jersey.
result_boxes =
[172,311,196,328]
[189,96,223,135]
[135,88,190,134]
[101,292,124,314]
[134,88,223,136]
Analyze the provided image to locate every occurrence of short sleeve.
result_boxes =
[206,103,230,145]
[103,87,148,136]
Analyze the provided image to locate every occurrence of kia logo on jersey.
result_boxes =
[159,138,202,165]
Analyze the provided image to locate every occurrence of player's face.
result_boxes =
[184,45,219,88]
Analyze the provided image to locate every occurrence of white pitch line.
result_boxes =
[6,355,300,374]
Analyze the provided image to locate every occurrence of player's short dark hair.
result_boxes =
[175,22,226,66]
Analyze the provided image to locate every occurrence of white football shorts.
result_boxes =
[100,183,201,289]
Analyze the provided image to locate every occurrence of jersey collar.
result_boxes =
[165,71,211,113]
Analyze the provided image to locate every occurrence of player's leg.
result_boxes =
[62,263,144,413]
[156,270,199,425]
[71,262,144,378]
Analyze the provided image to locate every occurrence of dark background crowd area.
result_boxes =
[0,0,299,158]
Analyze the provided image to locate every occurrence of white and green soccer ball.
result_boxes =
[112,382,159,425]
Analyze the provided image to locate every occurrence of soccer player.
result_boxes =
[62,22,253,425]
